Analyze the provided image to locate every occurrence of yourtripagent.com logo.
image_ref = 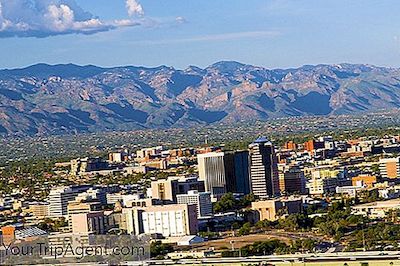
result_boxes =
[0,234,150,265]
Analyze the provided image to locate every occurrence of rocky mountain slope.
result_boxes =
[0,61,400,135]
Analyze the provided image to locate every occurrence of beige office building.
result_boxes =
[150,176,204,202]
[251,198,302,222]
[379,157,400,179]
[27,202,49,218]
[67,201,102,231]
[70,211,108,234]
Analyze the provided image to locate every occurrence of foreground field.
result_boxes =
[190,231,325,250]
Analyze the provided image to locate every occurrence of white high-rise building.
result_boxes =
[177,190,212,218]
[197,152,226,200]
[48,186,90,217]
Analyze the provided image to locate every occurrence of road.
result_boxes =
[138,251,400,265]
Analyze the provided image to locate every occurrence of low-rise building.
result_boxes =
[70,157,109,176]
[136,146,163,160]
[176,235,205,246]
[336,184,365,198]
[352,175,377,188]
[306,167,349,195]
[15,227,47,240]
[251,198,302,222]
[167,250,215,259]
[27,202,49,218]
[352,198,400,219]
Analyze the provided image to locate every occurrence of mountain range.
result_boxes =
[1,61,400,135]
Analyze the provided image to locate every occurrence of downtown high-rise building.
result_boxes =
[224,150,251,195]
[197,152,227,200]
[197,151,251,200]
[249,137,280,199]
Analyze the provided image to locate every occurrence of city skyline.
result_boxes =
[1,0,400,70]
[3,1,400,264]
[3,110,400,262]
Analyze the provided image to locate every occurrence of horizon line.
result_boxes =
[1,61,395,72]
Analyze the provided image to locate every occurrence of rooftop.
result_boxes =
[254,136,270,143]
[15,227,47,239]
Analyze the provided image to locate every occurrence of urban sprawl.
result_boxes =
[3,132,400,263]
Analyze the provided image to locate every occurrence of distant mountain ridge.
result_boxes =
[0,61,400,135]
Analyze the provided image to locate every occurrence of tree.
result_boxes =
[278,213,311,231]
[150,241,173,258]
[213,193,236,213]
[198,231,219,240]
[240,240,288,256]
[213,193,257,213]
[291,238,317,253]
[239,193,257,208]
[238,222,252,236]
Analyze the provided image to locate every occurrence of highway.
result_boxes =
[138,251,400,265]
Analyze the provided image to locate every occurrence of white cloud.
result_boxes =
[114,19,140,27]
[175,16,187,24]
[126,0,144,17]
[0,0,142,38]
[44,4,75,32]
[0,1,12,31]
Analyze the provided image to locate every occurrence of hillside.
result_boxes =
[0,61,400,135]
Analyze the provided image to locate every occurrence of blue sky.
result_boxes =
[1,0,400,69]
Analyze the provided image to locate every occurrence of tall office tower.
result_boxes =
[248,137,280,199]
[48,185,91,217]
[224,151,251,195]
[197,152,227,200]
